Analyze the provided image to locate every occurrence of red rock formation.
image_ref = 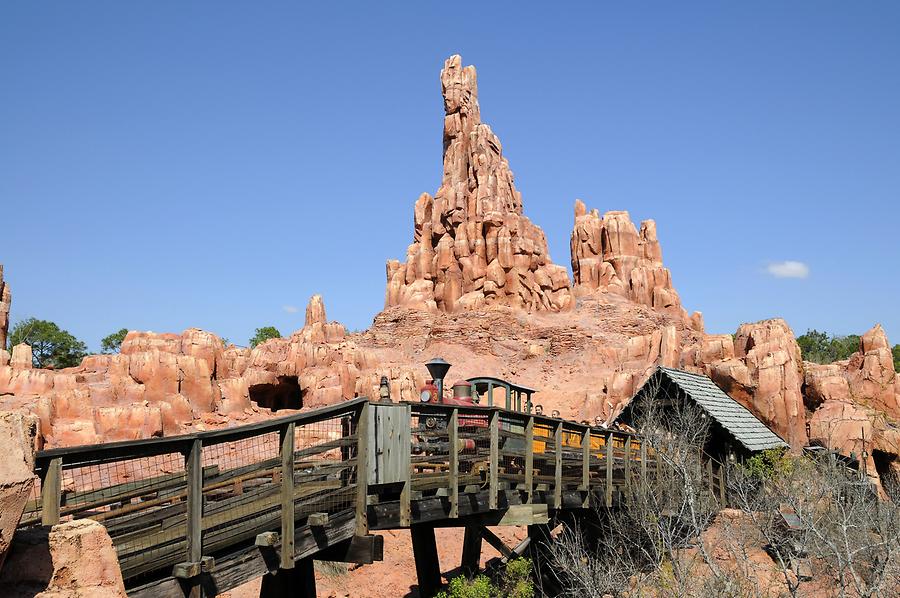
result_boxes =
[385,55,572,313]
[570,200,701,331]
[0,410,37,571]
[0,519,127,597]
[702,319,807,448]
[0,265,10,351]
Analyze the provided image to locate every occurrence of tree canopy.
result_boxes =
[8,318,87,369]
[100,328,129,354]
[249,326,281,348]
[796,329,861,364]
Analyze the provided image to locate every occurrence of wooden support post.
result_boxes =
[461,525,483,576]
[624,436,632,500]
[280,423,295,570]
[449,407,459,518]
[40,457,62,526]
[524,416,534,504]
[489,410,499,510]
[640,439,647,481]
[355,402,369,536]
[554,422,563,509]
[400,403,412,527]
[487,381,493,407]
[718,464,727,505]
[185,438,203,598]
[410,525,442,598]
[259,556,316,598]
[706,459,714,497]
[581,429,590,508]
[605,433,613,508]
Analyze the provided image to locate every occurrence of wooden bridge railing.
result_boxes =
[22,398,369,586]
[18,397,728,593]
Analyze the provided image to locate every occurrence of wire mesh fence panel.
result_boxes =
[457,408,490,492]
[498,411,528,489]
[69,452,189,581]
[293,413,357,518]
[410,407,451,494]
[199,431,280,561]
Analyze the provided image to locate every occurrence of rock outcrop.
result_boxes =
[0,519,127,597]
[702,319,807,448]
[0,265,9,350]
[0,410,38,572]
[385,55,572,313]
[570,200,700,331]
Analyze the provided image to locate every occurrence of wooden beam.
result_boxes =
[449,408,459,518]
[479,526,513,559]
[640,439,647,481]
[581,429,590,508]
[315,534,383,564]
[185,438,203,598]
[400,403,412,527]
[605,433,613,508]
[718,463,727,504]
[307,512,328,527]
[624,436,632,500]
[259,556,316,598]
[554,423,563,509]
[525,416,534,504]
[355,402,369,536]
[460,525,483,576]
[489,410,499,511]
[280,423,295,570]
[410,525,442,598]
[40,456,62,526]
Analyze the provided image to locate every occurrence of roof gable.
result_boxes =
[633,367,788,453]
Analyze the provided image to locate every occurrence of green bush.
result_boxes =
[743,448,793,481]
[434,558,533,598]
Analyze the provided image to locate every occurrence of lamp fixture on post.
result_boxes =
[425,357,452,402]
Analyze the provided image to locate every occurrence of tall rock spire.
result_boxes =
[0,265,10,350]
[385,55,572,313]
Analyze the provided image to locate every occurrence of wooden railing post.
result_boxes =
[40,457,62,526]
[524,416,534,504]
[400,403,412,527]
[553,422,563,509]
[449,407,459,518]
[581,429,590,508]
[280,422,296,569]
[706,458,714,498]
[185,438,203,597]
[718,463,727,505]
[489,409,499,510]
[605,433,613,508]
[355,402,369,536]
[640,438,647,481]
[624,436,632,500]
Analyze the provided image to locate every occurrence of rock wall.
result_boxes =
[0,410,37,572]
[570,200,700,331]
[385,55,572,313]
[0,519,126,597]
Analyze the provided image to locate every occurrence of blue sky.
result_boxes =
[2,2,898,350]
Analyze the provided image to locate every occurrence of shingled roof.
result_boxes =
[627,367,788,453]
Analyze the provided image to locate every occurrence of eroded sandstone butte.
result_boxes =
[0,54,898,496]
[385,55,572,313]
[0,265,10,356]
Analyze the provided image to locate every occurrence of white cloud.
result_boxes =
[766,261,810,279]
[282,305,299,313]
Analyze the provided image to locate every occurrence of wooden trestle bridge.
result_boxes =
[19,397,727,597]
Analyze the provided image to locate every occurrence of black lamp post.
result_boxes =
[425,357,452,401]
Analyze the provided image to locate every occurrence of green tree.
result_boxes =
[796,329,860,364]
[8,318,87,368]
[100,328,129,354]
[249,326,281,348]
[893,344,900,372]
